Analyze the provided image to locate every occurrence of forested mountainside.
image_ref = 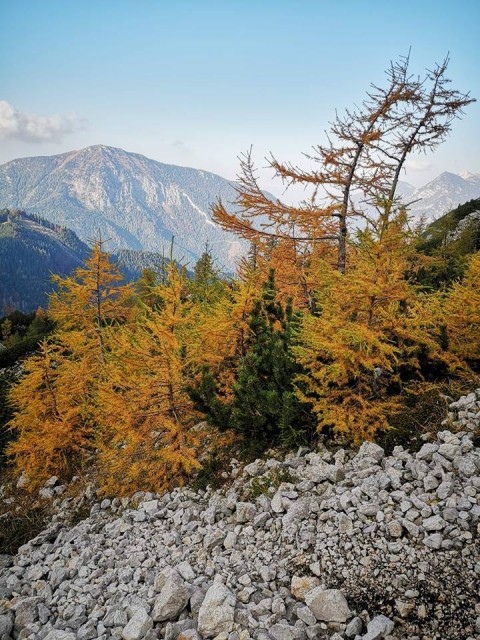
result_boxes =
[0,210,183,312]
[0,209,89,312]
[0,145,245,271]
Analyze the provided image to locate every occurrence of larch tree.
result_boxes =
[294,210,457,442]
[96,262,201,494]
[7,341,93,488]
[6,240,133,487]
[212,55,474,277]
[444,252,480,364]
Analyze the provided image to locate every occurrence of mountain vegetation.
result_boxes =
[416,198,480,287]
[0,209,89,312]
[2,56,479,496]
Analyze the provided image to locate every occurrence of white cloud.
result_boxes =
[0,101,87,143]
[404,157,433,173]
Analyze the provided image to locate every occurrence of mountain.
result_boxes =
[407,172,480,222]
[0,209,183,312]
[0,145,244,271]
[416,198,480,288]
[0,209,89,312]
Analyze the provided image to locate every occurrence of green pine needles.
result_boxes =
[189,270,315,454]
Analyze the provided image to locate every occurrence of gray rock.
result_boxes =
[424,533,443,549]
[423,515,446,531]
[345,616,363,638]
[152,572,190,621]
[13,597,40,631]
[296,606,317,626]
[305,588,351,623]
[235,502,256,523]
[437,481,454,500]
[0,614,13,637]
[269,623,303,640]
[362,614,394,640]
[197,582,236,638]
[44,632,76,640]
[122,607,153,640]
[356,441,384,462]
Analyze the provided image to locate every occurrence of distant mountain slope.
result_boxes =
[407,172,480,222]
[0,210,182,312]
[0,209,89,312]
[416,198,480,287]
[0,145,244,271]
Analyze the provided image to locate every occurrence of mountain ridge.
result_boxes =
[0,145,245,271]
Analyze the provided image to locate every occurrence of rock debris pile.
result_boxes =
[0,393,479,640]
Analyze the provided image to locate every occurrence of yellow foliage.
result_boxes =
[6,242,133,488]
[445,252,480,361]
[7,342,93,488]
[295,212,454,442]
[96,263,201,494]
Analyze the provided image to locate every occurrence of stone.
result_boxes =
[176,561,195,581]
[423,515,446,531]
[437,481,454,500]
[283,498,311,527]
[268,624,303,640]
[363,615,394,640]
[387,520,403,538]
[357,441,384,462]
[296,606,317,626]
[122,607,153,640]
[197,582,236,638]
[345,616,363,638]
[291,576,320,601]
[104,607,128,627]
[271,492,284,513]
[305,588,351,623]
[0,614,13,637]
[424,533,443,549]
[178,631,202,640]
[13,597,40,631]
[396,600,415,618]
[236,502,256,523]
[337,513,353,534]
[44,632,76,640]
[152,572,190,621]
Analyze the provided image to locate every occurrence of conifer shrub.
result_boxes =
[188,270,316,454]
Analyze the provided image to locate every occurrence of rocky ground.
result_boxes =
[0,393,479,640]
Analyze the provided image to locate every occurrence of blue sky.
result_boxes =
[0,0,479,193]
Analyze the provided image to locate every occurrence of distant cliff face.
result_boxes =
[405,172,480,222]
[0,145,245,271]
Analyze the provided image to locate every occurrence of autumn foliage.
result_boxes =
[3,55,479,494]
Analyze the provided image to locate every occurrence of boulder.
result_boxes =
[305,588,351,623]
[152,572,190,621]
[197,582,236,637]
[122,607,153,640]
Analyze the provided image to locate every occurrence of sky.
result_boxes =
[0,0,479,196]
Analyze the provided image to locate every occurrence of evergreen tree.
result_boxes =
[191,270,315,453]
[190,248,225,306]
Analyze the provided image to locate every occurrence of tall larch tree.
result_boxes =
[444,252,480,364]
[6,240,133,487]
[212,55,473,278]
[96,262,201,494]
